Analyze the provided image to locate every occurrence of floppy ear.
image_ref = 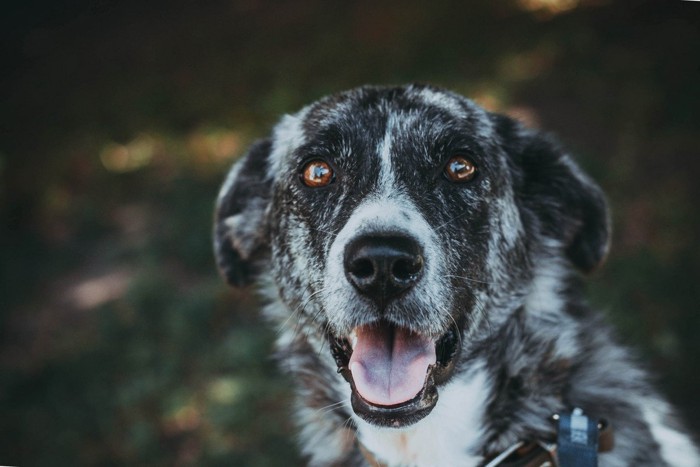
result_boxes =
[214,138,274,286]
[493,114,611,273]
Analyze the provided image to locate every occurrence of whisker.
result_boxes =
[434,209,471,231]
[305,223,341,239]
[277,285,327,337]
[446,311,463,348]
[314,399,350,416]
[339,415,357,448]
[444,274,490,286]
[317,325,330,358]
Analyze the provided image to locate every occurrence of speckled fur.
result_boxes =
[214,84,699,466]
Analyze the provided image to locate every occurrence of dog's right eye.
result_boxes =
[300,159,334,188]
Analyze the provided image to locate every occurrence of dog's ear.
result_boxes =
[493,114,611,273]
[214,138,274,286]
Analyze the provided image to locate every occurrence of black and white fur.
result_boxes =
[214,84,699,466]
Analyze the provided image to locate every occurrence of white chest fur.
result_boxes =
[354,367,490,467]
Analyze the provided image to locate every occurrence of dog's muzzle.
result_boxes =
[328,234,462,427]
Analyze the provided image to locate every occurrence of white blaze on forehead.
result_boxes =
[378,113,397,191]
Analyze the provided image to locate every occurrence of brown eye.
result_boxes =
[301,159,334,188]
[444,155,477,183]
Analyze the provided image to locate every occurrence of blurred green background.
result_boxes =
[1,0,699,465]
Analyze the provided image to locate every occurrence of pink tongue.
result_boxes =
[349,323,436,406]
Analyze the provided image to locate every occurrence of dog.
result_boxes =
[213,84,699,466]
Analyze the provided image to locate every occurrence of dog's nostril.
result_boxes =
[351,258,375,279]
[392,256,423,282]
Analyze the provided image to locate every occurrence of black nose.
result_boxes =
[344,235,424,304]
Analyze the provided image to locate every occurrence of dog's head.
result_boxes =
[214,84,610,428]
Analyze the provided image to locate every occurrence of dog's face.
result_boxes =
[214,85,609,428]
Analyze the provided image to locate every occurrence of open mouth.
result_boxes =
[329,319,462,428]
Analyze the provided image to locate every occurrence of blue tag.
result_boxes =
[557,408,599,467]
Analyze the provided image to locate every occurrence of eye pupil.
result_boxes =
[445,156,477,182]
[301,160,334,187]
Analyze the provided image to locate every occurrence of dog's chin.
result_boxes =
[329,318,462,428]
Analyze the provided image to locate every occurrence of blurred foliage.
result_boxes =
[1,0,699,465]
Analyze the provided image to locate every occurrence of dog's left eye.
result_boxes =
[444,155,478,183]
[301,159,334,188]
